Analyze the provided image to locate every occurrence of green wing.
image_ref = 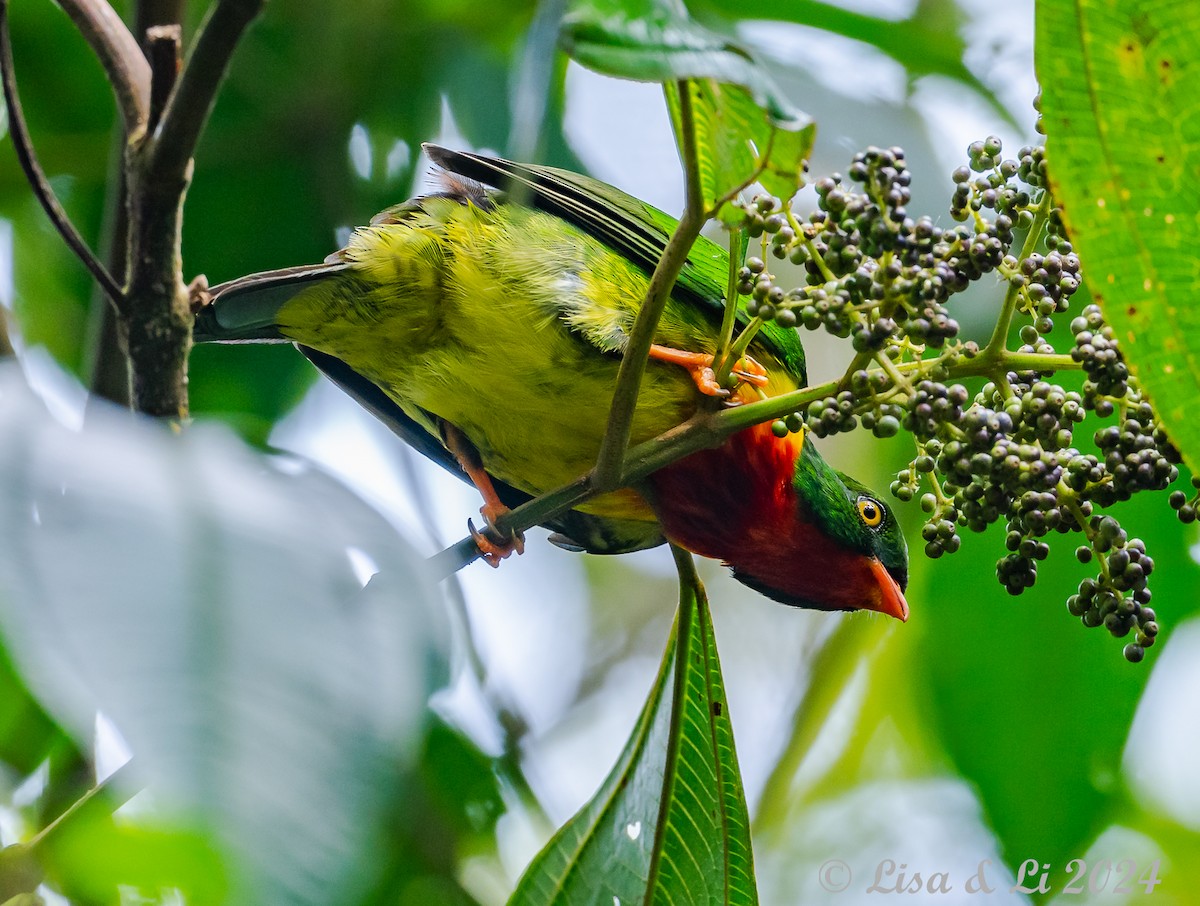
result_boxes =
[425,145,807,386]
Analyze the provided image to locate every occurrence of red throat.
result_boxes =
[649,423,906,619]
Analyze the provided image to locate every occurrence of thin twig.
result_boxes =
[135,0,187,36]
[58,0,150,132]
[150,0,265,180]
[712,228,744,384]
[591,80,706,490]
[429,348,1082,577]
[145,24,181,133]
[0,0,126,314]
[980,189,1053,362]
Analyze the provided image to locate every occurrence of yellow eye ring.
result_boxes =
[857,496,883,528]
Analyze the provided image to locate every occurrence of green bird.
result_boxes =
[193,145,909,620]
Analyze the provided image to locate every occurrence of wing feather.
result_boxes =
[425,144,806,384]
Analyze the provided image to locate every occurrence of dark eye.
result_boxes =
[856,496,883,528]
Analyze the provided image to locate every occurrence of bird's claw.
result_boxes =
[468,509,525,568]
[730,355,769,388]
[649,344,769,398]
[690,365,731,398]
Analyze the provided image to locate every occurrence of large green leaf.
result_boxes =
[560,0,803,127]
[508,548,755,906]
[559,0,814,219]
[1037,1,1200,469]
[0,364,440,904]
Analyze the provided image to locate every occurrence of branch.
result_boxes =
[58,0,151,132]
[0,0,126,313]
[150,0,265,180]
[119,0,263,418]
[591,80,707,490]
[145,24,181,133]
[429,349,1081,578]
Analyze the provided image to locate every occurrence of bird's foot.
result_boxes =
[441,421,526,566]
[469,504,525,568]
[729,355,769,388]
[649,345,769,398]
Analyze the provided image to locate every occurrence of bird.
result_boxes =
[193,145,909,621]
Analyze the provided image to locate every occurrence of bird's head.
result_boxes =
[652,422,909,620]
[728,434,909,620]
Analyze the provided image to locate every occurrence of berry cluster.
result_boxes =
[731,131,1184,661]
[1066,517,1158,662]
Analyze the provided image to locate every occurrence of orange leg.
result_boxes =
[648,345,769,397]
[442,423,525,567]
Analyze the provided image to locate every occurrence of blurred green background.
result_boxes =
[2,0,1199,903]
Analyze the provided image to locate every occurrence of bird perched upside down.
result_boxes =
[193,145,909,620]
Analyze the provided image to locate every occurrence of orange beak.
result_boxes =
[867,557,909,622]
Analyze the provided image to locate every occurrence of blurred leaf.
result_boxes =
[560,0,804,127]
[0,895,42,906]
[665,79,814,222]
[1129,809,1200,902]
[692,0,1014,126]
[188,344,315,448]
[753,617,896,832]
[420,720,506,844]
[0,636,68,777]
[1037,2,1200,470]
[40,807,227,905]
[0,365,441,903]
[355,718,496,906]
[0,845,40,902]
[509,549,755,906]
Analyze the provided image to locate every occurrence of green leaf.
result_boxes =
[1037,1,1200,469]
[508,547,756,906]
[39,811,228,905]
[560,0,805,127]
[665,79,814,222]
[561,0,814,220]
[0,365,441,903]
[914,485,1200,885]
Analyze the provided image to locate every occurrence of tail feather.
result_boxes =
[194,263,349,343]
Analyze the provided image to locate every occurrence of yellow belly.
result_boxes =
[274,201,798,524]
